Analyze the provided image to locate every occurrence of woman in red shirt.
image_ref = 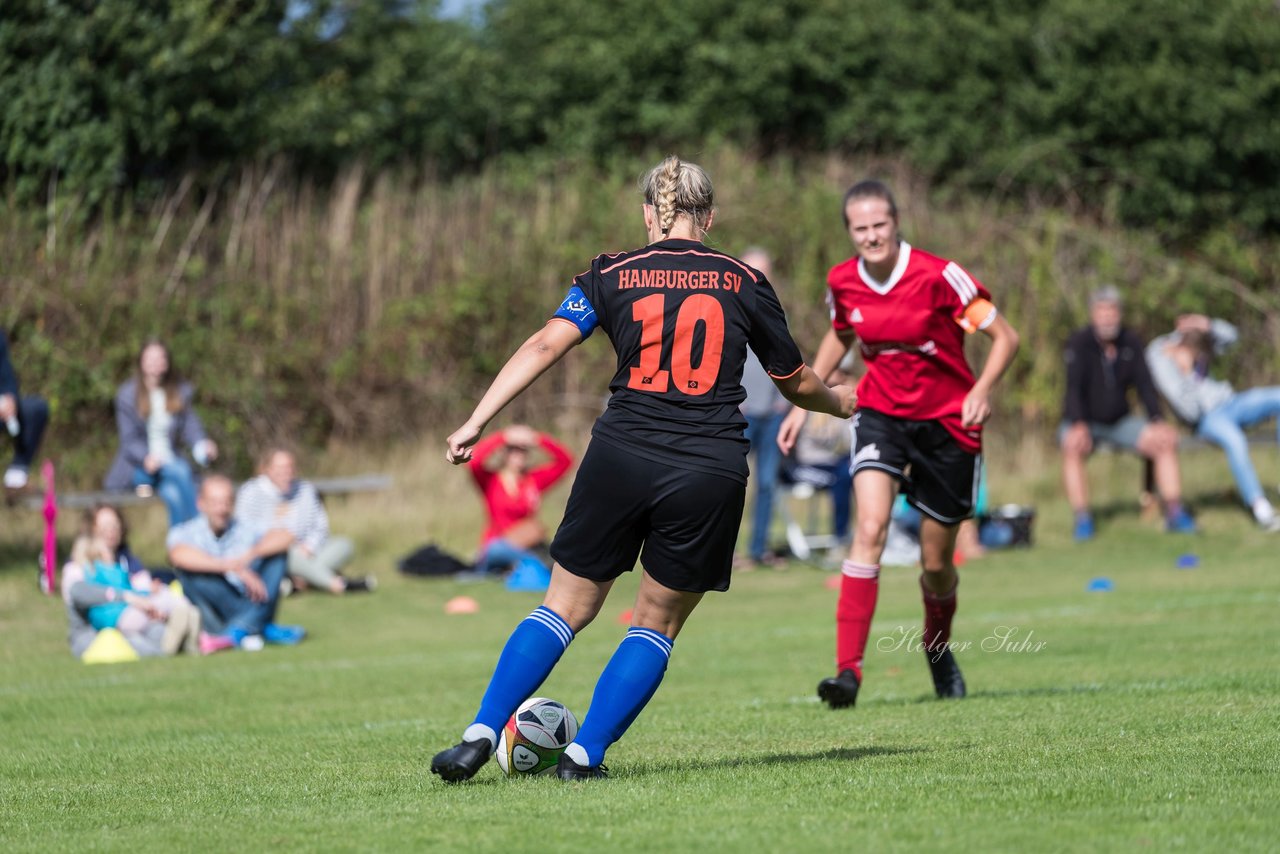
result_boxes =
[779,179,1020,710]
[468,424,573,574]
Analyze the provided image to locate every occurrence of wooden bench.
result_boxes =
[1091,431,1275,460]
[1092,432,1276,499]
[9,473,393,511]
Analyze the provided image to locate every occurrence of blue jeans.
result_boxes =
[1196,386,1280,506]
[133,458,198,527]
[811,461,853,539]
[476,538,537,575]
[177,554,287,636]
[8,395,48,469]
[744,412,785,560]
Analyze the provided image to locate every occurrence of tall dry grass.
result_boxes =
[2,146,1277,485]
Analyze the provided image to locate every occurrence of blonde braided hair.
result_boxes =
[641,156,714,237]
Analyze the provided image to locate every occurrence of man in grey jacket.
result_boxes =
[1147,314,1280,530]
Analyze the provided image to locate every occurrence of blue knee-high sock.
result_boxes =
[568,627,673,766]
[464,606,574,748]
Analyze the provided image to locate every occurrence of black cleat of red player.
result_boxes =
[817,668,861,709]
[925,647,967,699]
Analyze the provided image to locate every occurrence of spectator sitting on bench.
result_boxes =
[1147,314,1280,531]
[1060,286,1196,540]
[0,328,49,490]
[104,339,218,527]
[167,475,304,650]
[235,446,374,594]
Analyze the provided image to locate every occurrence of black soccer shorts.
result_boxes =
[849,407,981,524]
[549,438,746,593]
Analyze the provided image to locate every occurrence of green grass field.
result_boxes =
[1,447,1278,852]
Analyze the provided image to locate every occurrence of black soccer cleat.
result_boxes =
[430,738,493,783]
[925,647,967,699]
[556,753,608,780]
[817,669,860,709]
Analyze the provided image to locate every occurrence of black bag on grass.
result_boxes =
[398,544,470,577]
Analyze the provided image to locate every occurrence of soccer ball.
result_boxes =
[495,696,579,776]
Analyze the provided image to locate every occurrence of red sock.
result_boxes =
[836,561,879,679]
[920,574,958,652]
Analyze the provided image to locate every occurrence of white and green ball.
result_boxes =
[495,697,579,776]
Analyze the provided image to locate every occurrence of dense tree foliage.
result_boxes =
[2,0,1278,233]
[0,1,293,202]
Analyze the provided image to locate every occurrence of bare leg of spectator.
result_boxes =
[1062,449,1091,518]
[1137,423,1195,532]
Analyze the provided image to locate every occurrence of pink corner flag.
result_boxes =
[41,460,57,596]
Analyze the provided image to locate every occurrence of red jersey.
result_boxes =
[468,433,573,546]
[826,243,995,453]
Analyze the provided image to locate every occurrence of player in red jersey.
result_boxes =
[430,156,857,783]
[779,180,1020,708]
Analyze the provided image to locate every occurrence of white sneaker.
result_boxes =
[3,466,28,489]
[1249,494,1269,522]
[1252,498,1277,527]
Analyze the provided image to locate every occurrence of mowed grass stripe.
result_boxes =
[2,502,1279,851]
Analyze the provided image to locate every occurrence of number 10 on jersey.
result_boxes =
[627,293,725,396]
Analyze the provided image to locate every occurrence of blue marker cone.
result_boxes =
[1086,577,1114,592]
[1175,553,1200,570]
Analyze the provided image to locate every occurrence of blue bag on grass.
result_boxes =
[504,555,551,592]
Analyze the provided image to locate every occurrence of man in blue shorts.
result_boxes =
[1059,286,1195,540]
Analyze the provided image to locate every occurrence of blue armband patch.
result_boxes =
[553,286,599,338]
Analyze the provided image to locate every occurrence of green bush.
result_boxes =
[2,1,1278,235]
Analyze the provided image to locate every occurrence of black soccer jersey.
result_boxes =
[552,238,804,483]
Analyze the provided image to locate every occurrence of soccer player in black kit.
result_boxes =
[430,156,857,782]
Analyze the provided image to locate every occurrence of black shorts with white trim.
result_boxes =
[849,408,979,524]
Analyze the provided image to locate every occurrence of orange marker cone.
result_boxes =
[444,595,479,615]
